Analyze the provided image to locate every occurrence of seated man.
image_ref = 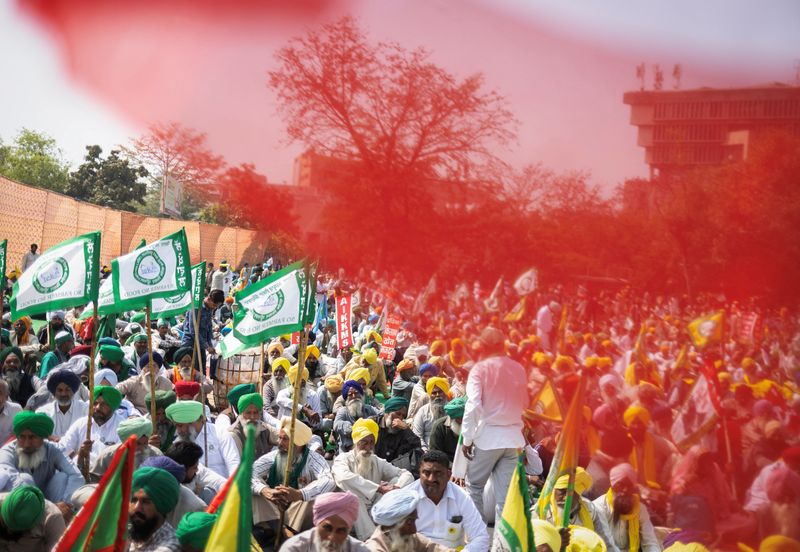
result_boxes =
[412,377,450,452]
[145,390,177,453]
[281,491,369,552]
[408,363,438,420]
[410,450,489,551]
[592,463,661,552]
[366,487,449,551]
[0,485,66,550]
[276,365,321,428]
[0,411,83,509]
[91,417,162,481]
[374,396,423,477]
[0,346,43,408]
[59,385,126,469]
[117,352,174,414]
[536,467,620,552]
[333,380,380,452]
[532,520,562,552]
[251,417,335,533]
[39,330,73,379]
[165,400,237,478]
[317,374,343,432]
[0,380,22,445]
[141,456,206,531]
[263,357,291,417]
[220,393,279,473]
[129,466,181,551]
[97,342,135,382]
[165,442,226,505]
[36,369,88,439]
[332,418,414,540]
[175,511,218,552]
[428,396,464,464]
[214,383,255,435]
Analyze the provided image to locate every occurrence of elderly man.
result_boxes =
[276,364,321,427]
[375,396,423,476]
[0,380,21,444]
[91,417,162,480]
[332,418,414,539]
[413,377,450,452]
[264,357,291,416]
[319,374,343,431]
[0,485,66,551]
[145,390,178,452]
[165,442,226,505]
[623,405,676,492]
[408,363,438,420]
[39,330,73,379]
[592,463,661,552]
[129,466,182,551]
[334,380,381,452]
[60,385,126,468]
[175,512,218,552]
[36,310,76,346]
[281,491,369,551]
[117,352,175,414]
[429,396,465,464]
[125,334,151,371]
[36,369,88,439]
[97,342,135,382]
[358,348,389,397]
[366,487,450,551]
[165,400,237,478]
[220,393,279,471]
[0,346,42,407]
[537,467,620,552]
[462,327,529,522]
[0,411,83,510]
[214,383,256,434]
[9,317,40,357]
[410,450,489,551]
[252,417,335,533]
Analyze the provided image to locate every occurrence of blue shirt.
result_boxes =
[181,305,214,349]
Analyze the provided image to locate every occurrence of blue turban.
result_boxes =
[419,363,438,377]
[46,369,81,395]
[341,380,364,399]
[138,351,164,370]
[142,456,186,484]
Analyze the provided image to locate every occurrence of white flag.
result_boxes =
[151,262,205,319]
[513,267,538,296]
[111,229,191,310]
[483,276,504,312]
[96,277,116,316]
[11,232,100,319]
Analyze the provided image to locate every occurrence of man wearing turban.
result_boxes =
[357,347,389,397]
[408,362,438,420]
[34,368,88,439]
[0,346,41,407]
[117,351,174,414]
[538,467,619,552]
[176,511,218,552]
[9,316,40,357]
[623,405,676,491]
[0,411,83,509]
[145,390,177,452]
[0,484,66,550]
[129,466,181,550]
[97,342,135,383]
[220,393,279,472]
[276,363,322,427]
[332,418,414,539]
[59,385,126,468]
[318,374,343,433]
[429,395,466,464]
[140,456,208,532]
[154,318,182,359]
[390,358,417,403]
[166,400,238,478]
[281,491,370,551]
[90,417,162,481]
[39,329,74,379]
[214,383,257,434]
[366,487,450,551]
[592,463,661,552]
[124,332,151,372]
[412,377,451,452]
[251,417,335,532]
[264,357,291,417]
[375,396,423,477]
[334,380,380,452]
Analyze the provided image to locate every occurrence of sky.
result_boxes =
[1,0,798,190]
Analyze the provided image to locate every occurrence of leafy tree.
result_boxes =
[0,129,70,192]
[66,145,149,211]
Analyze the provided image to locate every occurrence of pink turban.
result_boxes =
[313,492,360,527]
[609,463,638,488]
[765,466,800,504]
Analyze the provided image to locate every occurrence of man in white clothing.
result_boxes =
[20,243,40,272]
[165,400,238,478]
[0,380,23,444]
[59,385,126,469]
[536,301,561,352]
[36,369,88,439]
[461,326,529,522]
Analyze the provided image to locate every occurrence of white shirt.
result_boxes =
[59,410,126,465]
[0,401,22,444]
[251,447,335,499]
[37,398,89,438]
[193,425,238,479]
[410,480,490,551]
[461,354,527,450]
[275,386,321,420]
[745,460,785,512]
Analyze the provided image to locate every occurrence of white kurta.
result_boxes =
[193,425,238,479]
[59,411,126,466]
[36,399,89,438]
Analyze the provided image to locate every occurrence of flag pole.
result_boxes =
[258,341,265,396]
[192,305,209,465]
[560,467,577,528]
[82,300,98,483]
[718,311,737,498]
[146,305,158,434]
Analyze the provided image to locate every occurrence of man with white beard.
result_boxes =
[90,417,162,480]
[59,385,126,469]
[165,400,238,478]
[366,488,449,552]
[0,411,83,512]
[220,393,279,472]
[116,352,174,414]
[281,491,369,552]
[276,364,322,428]
[36,369,88,439]
[264,357,292,416]
[251,417,335,533]
[333,380,380,452]
[332,418,414,540]
[412,377,450,452]
[0,346,42,408]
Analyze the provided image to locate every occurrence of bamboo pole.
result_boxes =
[81,301,98,482]
[258,341,265,396]
[192,305,209,464]
[561,467,577,528]
[146,306,158,434]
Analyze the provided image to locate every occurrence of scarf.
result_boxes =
[267,447,310,489]
[550,494,593,530]
[606,489,640,552]
[629,433,660,489]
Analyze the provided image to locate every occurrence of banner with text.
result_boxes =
[336,293,354,351]
[379,313,403,361]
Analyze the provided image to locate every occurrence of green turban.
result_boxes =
[176,512,218,548]
[172,347,193,365]
[156,318,169,328]
[130,312,146,325]
[95,385,123,411]
[444,396,467,419]
[117,417,153,441]
[227,383,255,409]
[1,485,44,532]
[237,392,263,413]
[127,333,148,346]
[146,390,177,410]
[99,344,124,362]
[165,400,204,424]
[383,396,409,414]
[12,411,54,438]
[0,346,22,367]
[131,467,180,516]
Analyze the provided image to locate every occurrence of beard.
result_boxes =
[272,376,290,393]
[314,533,344,552]
[385,526,416,552]
[612,494,635,523]
[179,366,194,380]
[430,398,446,420]
[355,450,375,479]
[16,445,46,471]
[175,426,199,443]
[290,387,308,405]
[346,399,363,418]
[385,416,399,434]
[92,410,111,425]
[57,395,73,408]
[129,512,159,542]
[4,370,21,393]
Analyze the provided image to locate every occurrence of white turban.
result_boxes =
[94,368,118,386]
[370,488,420,526]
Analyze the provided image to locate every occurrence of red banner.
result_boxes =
[336,293,354,351]
[291,332,300,345]
[379,313,403,361]
[734,312,761,345]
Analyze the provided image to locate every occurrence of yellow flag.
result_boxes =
[525,378,563,423]
[687,311,724,349]
[495,453,535,551]
[504,296,527,323]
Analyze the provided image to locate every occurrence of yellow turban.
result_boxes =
[271,357,290,373]
[742,357,756,370]
[348,367,371,386]
[533,520,562,552]
[663,544,710,552]
[430,340,447,356]
[352,418,379,444]
[623,405,651,427]
[279,416,312,446]
[584,356,599,368]
[267,342,284,356]
[555,467,594,495]
[533,352,553,368]
[324,375,344,393]
[287,364,310,384]
[396,359,416,373]
[305,344,321,360]
[426,376,450,397]
[758,536,800,552]
[361,348,378,365]
[366,330,383,344]
[596,357,613,369]
[553,355,576,372]
[566,525,607,552]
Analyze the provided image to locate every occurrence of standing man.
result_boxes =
[180,290,224,380]
[536,301,561,353]
[461,327,528,522]
[20,244,39,273]
[209,260,233,296]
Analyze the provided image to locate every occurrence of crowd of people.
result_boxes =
[0,252,798,551]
